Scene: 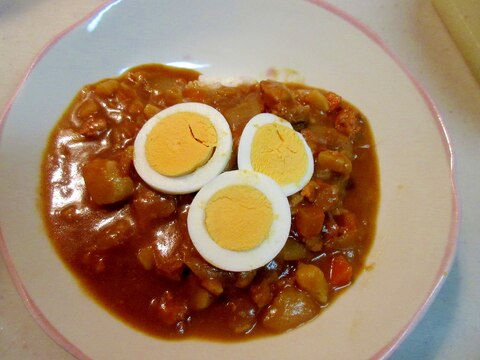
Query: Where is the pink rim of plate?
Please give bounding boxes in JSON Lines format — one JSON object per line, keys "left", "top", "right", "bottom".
{"left": 0, "top": 0, "right": 459, "bottom": 359}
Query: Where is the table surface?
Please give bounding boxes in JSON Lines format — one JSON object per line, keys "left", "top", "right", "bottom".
{"left": 1, "top": 1, "right": 479, "bottom": 359}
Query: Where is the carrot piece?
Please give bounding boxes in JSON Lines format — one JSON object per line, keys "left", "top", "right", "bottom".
{"left": 329, "top": 254, "right": 353, "bottom": 287}
{"left": 294, "top": 205, "right": 325, "bottom": 238}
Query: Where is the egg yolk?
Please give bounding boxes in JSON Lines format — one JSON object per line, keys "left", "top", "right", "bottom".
{"left": 145, "top": 112, "right": 217, "bottom": 177}
{"left": 204, "top": 185, "right": 274, "bottom": 251}
{"left": 250, "top": 123, "right": 308, "bottom": 185}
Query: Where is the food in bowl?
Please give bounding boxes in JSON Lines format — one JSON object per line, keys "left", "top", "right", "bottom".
{"left": 40, "top": 64, "right": 379, "bottom": 340}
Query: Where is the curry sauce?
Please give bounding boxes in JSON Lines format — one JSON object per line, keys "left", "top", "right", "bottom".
{"left": 41, "top": 64, "right": 379, "bottom": 340}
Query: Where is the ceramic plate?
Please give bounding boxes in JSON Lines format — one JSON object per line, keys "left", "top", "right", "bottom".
{"left": 0, "top": 0, "right": 458, "bottom": 359}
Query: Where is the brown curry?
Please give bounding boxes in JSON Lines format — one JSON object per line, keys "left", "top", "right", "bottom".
{"left": 41, "top": 64, "right": 379, "bottom": 340}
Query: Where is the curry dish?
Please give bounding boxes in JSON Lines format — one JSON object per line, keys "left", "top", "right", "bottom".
{"left": 41, "top": 64, "right": 379, "bottom": 340}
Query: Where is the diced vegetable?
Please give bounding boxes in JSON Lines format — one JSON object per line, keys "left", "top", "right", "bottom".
{"left": 189, "top": 286, "right": 215, "bottom": 311}
{"left": 304, "top": 236, "right": 323, "bottom": 252}
{"left": 137, "top": 245, "right": 155, "bottom": 270}
{"left": 235, "top": 270, "right": 257, "bottom": 288}
{"left": 200, "top": 278, "right": 224, "bottom": 296}
{"left": 143, "top": 103, "right": 161, "bottom": 118}
{"left": 279, "top": 238, "right": 310, "bottom": 261}
{"left": 295, "top": 205, "right": 325, "bottom": 238}
{"left": 77, "top": 99, "right": 99, "bottom": 118}
{"left": 95, "top": 79, "right": 119, "bottom": 96}
{"left": 261, "top": 287, "right": 319, "bottom": 332}
{"left": 295, "top": 263, "right": 329, "bottom": 304}
{"left": 317, "top": 150, "right": 352, "bottom": 175}
{"left": 307, "top": 125, "right": 352, "bottom": 155}
{"left": 83, "top": 158, "right": 134, "bottom": 205}
{"left": 329, "top": 254, "right": 353, "bottom": 287}
{"left": 289, "top": 193, "right": 304, "bottom": 209}
{"left": 303, "top": 89, "right": 330, "bottom": 112}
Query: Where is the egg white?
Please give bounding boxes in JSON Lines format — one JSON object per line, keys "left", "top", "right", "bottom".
{"left": 237, "top": 113, "right": 314, "bottom": 196}
{"left": 133, "top": 102, "right": 233, "bottom": 194}
{"left": 187, "top": 170, "right": 291, "bottom": 272}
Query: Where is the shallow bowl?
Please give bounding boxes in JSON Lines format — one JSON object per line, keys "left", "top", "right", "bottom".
{"left": 0, "top": 1, "right": 457, "bottom": 359}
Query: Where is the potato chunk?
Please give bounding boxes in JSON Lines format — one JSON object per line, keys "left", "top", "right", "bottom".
{"left": 95, "top": 79, "right": 119, "bottom": 96}
{"left": 83, "top": 158, "right": 134, "bottom": 205}
{"left": 295, "top": 263, "right": 329, "bottom": 304}
{"left": 261, "top": 287, "right": 319, "bottom": 332}
{"left": 317, "top": 150, "right": 352, "bottom": 175}
{"left": 279, "top": 238, "right": 310, "bottom": 261}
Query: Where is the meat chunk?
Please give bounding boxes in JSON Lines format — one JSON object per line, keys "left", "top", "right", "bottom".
{"left": 184, "top": 255, "right": 233, "bottom": 295}
{"left": 223, "top": 90, "right": 264, "bottom": 151}
{"left": 226, "top": 297, "right": 258, "bottom": 334}
{"left": 325, "top": 92, "right": 342, "bottom": 112}
{"left": 151, "top": 221, "right": 186, "bottom": 280}
{"left": 335, "top": 107, "right": 361, "bottom": 138}
{"left": 151, "top": 290, "right": 189, "bottom": 326}
{"left": 260, "top": 80, "right": 309, "bottom": 124}
{"left": 78, "top": 116, "right": 108, "bottom": 138}
{"left": 300, "top": 180, "right": 341, "bottom": 212}
{"left": 93, "top": 218, "right": 134, "bottom": 250}
{"left": 132, "top": 184, "right": 176, "bottom": 229}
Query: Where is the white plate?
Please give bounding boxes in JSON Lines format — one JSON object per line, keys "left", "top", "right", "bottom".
{"left": 0, "top": 0, "right": 458, "bottom": 359}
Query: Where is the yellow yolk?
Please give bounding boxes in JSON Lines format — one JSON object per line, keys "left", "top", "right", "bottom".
{"left": 250, "top": 123, "right": 308, "bottom": 185}
{"left": 204, "top": 185, "right": 274, "bottom": 251}
{"left": 145, "top": 112, "right": 217, "bottom": 177}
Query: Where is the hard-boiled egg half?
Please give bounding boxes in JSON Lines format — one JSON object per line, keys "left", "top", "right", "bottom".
{"left": 187, "top": 170, "right": 291, "bottom": 272}
{"left": 237, "top": 113, "right": 314, "bottom": 196}
{"left": 133, "top": 102, "right": 233, "bottom": 194}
